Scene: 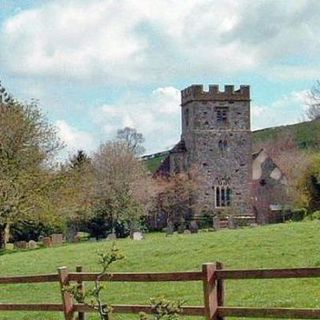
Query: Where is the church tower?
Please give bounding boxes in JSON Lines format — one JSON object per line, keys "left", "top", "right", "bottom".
{"left": 179, "top": 84, "right": 252, "bottom": 217}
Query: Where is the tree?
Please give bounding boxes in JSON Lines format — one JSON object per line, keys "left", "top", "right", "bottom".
{"left": 47, "top": 150, "right": 95, "bottom": 240}
{"left": 116, "top": 127, "right": 145, "bottom": 155}
{"left": 306, "top": 80, "right": 320, "bottom": 120}
{"left": 69, "top": 149, "right": 91, "bottom": 170}
{"left": 296, "top": 154, "right": 320, "bottom": 211}
{"left": 153, "top": 168, "right": 202, "bottom": 230}
{"left": 92, "top": 140, "right": 153, "bottom": 235}
{"left": 0, "top": 87, "right": 62, "bottom": 248}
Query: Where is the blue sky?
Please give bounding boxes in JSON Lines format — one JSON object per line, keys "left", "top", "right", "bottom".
{"left": 0, "top": 0, "right": 319, "bottom": 157}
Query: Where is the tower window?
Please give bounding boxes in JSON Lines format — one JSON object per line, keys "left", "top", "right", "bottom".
{"left": 185, "top": 108, "right": 189, "bottom": 127}
{"left": 215, "top": 186, "right": 231, "bottom": 208}
{"left": 218, "top": 139, "right": 228, "bottom": 152}
{"left": 216, "top": 107, "right": 228, "bottom": 124}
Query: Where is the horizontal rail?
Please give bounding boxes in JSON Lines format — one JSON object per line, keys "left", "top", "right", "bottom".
{"left": 74, "top": 304, "right": 205, "bottom": 316}
{"left": 2, "top": 267, "right": 320, "bottom": 284}
{"left": 0, "top": 303, "right": 64, "bottom": 311}
{"left": 69, "top": 271, "right": 203, "bottom": 282}
{"left": 218, "top": 307, "right": 320, "bottom": 319}
{"left": 0, "top": 274, "right": 59, "bottom": 284}
{"left": 217, "top": 267, "right": 320, "bottom": 279}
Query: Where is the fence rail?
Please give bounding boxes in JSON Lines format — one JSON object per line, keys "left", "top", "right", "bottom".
{"left": 0, "top": 264, "right": 320, "bottom": 319}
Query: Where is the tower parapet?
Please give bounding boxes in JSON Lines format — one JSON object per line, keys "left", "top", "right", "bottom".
{"left": 181, "top": 84, "right": 250, "bottom": 105}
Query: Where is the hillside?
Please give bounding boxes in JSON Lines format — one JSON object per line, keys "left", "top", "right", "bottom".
{"left": 0, "top": 221, "right": 320, "bottom": 319}
{"left": 145, "top": 120, "right": 320, "bottom": 173}
{"left": 253, "top": 119, "right": 320, "bottom": 149}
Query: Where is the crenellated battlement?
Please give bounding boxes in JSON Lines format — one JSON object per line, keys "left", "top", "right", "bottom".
{"left": 181, "top": 84, "right": 250, "bottom": 105}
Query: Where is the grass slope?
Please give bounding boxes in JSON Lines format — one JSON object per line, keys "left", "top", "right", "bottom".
{"left": 253, "top": 119, "right": 320, "bottom": 149}
{"left": 0, "top": 222, "right": 320, "bottom": 319}
{"left": 145, "top": 154, "right": 167, "bottom": 172}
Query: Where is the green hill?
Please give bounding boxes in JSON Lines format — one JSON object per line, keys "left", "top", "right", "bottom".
{"left": 145, "top": 120, "right": 320, "bottom": 173}
{"left": 253, "top": 119, "right": 320, "bottom": 149}
{"left": 0, "top": 222, "right": 320, "bottom": 319}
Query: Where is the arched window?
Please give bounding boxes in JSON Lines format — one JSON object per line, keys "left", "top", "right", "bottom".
{"left": 215, "top": 186, "right": 232, "bottom": 208}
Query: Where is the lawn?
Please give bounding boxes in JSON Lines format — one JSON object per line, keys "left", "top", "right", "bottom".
{"left": 0, "top": 221, "right": 320, "bottom": 319}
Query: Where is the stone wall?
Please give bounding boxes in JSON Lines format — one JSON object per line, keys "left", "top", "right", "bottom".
{"left": 170, "top": 84, "right": 253, "bottom": 217}
{"left": 252, "top": 149, "right": 289, "bottom": 224}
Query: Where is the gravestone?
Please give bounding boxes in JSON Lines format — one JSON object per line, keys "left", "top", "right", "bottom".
{"left": 189, "top": 221, "right": 199, "bottom": 233}
{"left": 14, "top": 241, "right": 27, "bottom": 249}
{"left": 51, "top": 234, "right": 64, "bottom": 246}
{"left": 183, "top": 230, "right": 191, "bottom": 235}
{"left": 28, "top": 240, "right": 38, "bottom": 249}
{"left": 106, "top": 233, "right": 116, "bottom": 241}
{"left": 213, "top": 216, "right": 220, "bottom": 231}
{"left": 228, "top": 216, "right": 236, "bottom": 229}
{"left": 74, "top": 232, "right": 82, "bottom": 242}
{"left": 5, "top": 243, "right": 14, "bottom": 250}
{"left": 165, "top": 221, "right": 174, "bottom": 236}
{"left": 132, "top": 231, "right": 144, "bottom": 240}
{"left": 42, "top": 237, "right": 52, "bottom": 247}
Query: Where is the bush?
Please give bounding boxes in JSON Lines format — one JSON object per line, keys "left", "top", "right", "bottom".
{"left": 306, "top": 210, "right": 320, "bottom": 221}
{"left": 198, "top": 213, "right": 213, "bottom": 229}
{"left": 291, "top": 208, "right": 308, "bottom": 221}
{"left": 11, "top": 221, "right": 62, "bottom": 242}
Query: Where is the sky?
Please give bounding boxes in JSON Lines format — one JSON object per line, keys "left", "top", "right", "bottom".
{"left": 0, "top": 0, "right": 319, "bottom": 158}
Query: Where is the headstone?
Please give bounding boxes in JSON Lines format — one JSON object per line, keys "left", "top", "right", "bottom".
{"left": 183, "top": 229, "right": 191, "bottom": 235}
{"left": 74, "top": 232, "right": 82, "bottom": 242}
{"left": 213, "top": 216, "right": 220, "bottom": 231}
{"left": 51, "top": 234, "right": 64, "bottom": 246}
{"left": 189, "top": 221, "right": 199, "bottom": 233}
{"left": 5, "top": 243, "right": 14, "bottom": 250}
{"left": 177, "top": 217, "right": 186, "bottom": 234}
{"left": 228, "top": 216, "right": 236, "bottom": 229}
{"left": 28, "top": 240, "right": 38, "bottom": 249}
{"left": 132, "top": 231, "right": 144, "bottom": 240}
{"left": 42, "top": 237, "right": 52, "bottom": 247}
{"left": 14, "top": 241, "right": 28, "bottom": 249}
{"left": 66, "top": 224, "right": 78, "bottom": 242}
{"left": 165, "top": 221, "right": 174, "bottom": 236}
{"left": 106, "top": 233, "right": 117, "bottom": 241}
{"left": 89, "top": 237, "right": 96, "bottom": 242}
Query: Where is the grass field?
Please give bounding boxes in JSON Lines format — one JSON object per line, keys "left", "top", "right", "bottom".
{"left": 0, "top": 221, "right": 320, "bottom": 319}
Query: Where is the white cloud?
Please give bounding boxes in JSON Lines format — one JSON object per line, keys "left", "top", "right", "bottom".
{"left": 56, "top": 120, "right": 96, "bottom": 156}
{"left": 92, "top": 86, "right": 181, "bottom": 154}
{"left": 252, "top": 90, "right": 309, "bottom": 130}
{"left": 1, "top": 0, "right": 320, "bottom": 82}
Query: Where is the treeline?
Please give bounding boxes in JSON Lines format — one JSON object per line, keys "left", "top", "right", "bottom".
{"left": 0, "top": 85, "right": 199, "bottom": 248}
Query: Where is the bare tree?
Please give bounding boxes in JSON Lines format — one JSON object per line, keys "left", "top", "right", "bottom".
{"left": 92, "top": 140, "right": 153, "bottom": 234}
{"left": 306, "top": 80, "right": 320, "bottom": 120}
{"left": 153, "top": 167, "right": 203, "bottom": 229}
{"left": 116, "top": 127, "right": 145, "bottom": 155}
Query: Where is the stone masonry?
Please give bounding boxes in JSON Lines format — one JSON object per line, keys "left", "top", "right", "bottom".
{"left": 170, "top": 84, "right": 253, "bottom": 217}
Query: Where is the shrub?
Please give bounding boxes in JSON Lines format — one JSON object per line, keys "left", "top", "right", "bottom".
{"left": 11, "top": 221, "right": 62, "bottom": 242}
{"left": 291, "top": 208, "right": 308, "bottom": 221}
{"left": 306, "top": 210, "right": 320, "bottom": 221}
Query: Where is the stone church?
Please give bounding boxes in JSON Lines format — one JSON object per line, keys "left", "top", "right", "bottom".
{"left": 155, "top": 84, "right": 288, "bottom": 224}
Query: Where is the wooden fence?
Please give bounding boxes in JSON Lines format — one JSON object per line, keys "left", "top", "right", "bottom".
{"left": 1, "top": 263, "right": 320, "bottom": 319}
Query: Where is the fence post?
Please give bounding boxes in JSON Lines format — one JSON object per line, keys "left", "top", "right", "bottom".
{"left": 216, "top": 262, "right": 224, "bottom": 320}
{"left": 76, "top": 265, "right": 85, "bottom": 320}
{"left": 58, "top": 266, "right": 74, "bottom": 320}
{"left": 202, "top": 262, "right": 224, "bottom": 320}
